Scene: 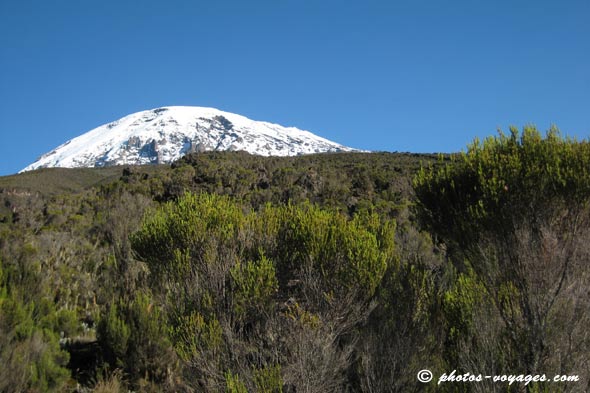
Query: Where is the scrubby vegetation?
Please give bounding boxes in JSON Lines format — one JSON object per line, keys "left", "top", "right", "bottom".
{"left": 0, "top": 131, "right": 588, "bottom": 392}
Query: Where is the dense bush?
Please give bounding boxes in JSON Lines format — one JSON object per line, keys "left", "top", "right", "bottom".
{"left": 131, "top": 192, "right": 396, "bottom": 391}
{"left": 0, "top": 259, "right": 71, "bottom": 392}
{"left": 415, "top": 127, "right": 590, "bottom": 390}
{"left": 0, "top": 144, "right": 588, "bottom": 392}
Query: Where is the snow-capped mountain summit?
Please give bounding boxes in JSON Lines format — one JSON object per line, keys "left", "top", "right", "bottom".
{"left": 21, "top": 106, "right": 358, "bottom": 172}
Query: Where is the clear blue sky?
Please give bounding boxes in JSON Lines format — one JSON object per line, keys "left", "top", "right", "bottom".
{"left": 1, "top": 0, "right": 589, "bottom": 175}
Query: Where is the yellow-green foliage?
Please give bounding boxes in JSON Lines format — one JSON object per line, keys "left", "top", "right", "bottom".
{"left": 169, "top": 311, "right": 222, "bottom": 361}
{"left": 130, "top": 192, "right": 397, "bottom": 389}
{"left": 254, "top": 364, "right": 282, "bottom": 393}
{"left": 133, "top": 192, "right": 395, "bottom": 301}
{"left": 283, "top": 302, "right": 321, "bottom": 329}
{"left": 414, "top": 126, "right": 590, "bottom": 248}
{"left": 131, "top": 193, "right": 245, "bottom": 282}
{"left": 275, "top": 203, "right": 393, "bottom": 297}
{"left": 231, "top": 254, "right": 278, "bottom": 319}
{"left": 443, "top": 270, "right": 486, "bottom": 341}
{"left": 225, "top": 371, "right": 248, "bottom": 393}
{"left": 414, "top": 127, "right": 590, "bottom": 382}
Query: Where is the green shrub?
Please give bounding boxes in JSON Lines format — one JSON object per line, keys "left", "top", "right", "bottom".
{"left": 0, "top": 294, "right": 71, "bottom": 391}
{"left": 97, "top": 303, "right": 130, "bottom": 368}
{"left": 97, "top": 293, "right": 173, "bottom": 386}
{"left": 225, "top": 371, "right": 248, "bottom": 393}
{"left": 414, "top": 127, "right": 590, "bottom": 378}
{"left": 169, "top": 311, "right": 222, "bottom": 361}
{"left": 254, "top": 364, "right": 282, "bottom": 393}
{"left": 231, "top": 254, "right": 278, "bottom": 320}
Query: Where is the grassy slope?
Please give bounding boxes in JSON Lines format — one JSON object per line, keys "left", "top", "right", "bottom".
{"left": 0, "top": 165, "right": 168, "bottom": 195}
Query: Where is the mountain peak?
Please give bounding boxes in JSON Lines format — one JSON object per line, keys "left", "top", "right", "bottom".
{"left": 21, "top": 106, "right": 359, "bottom": 172}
